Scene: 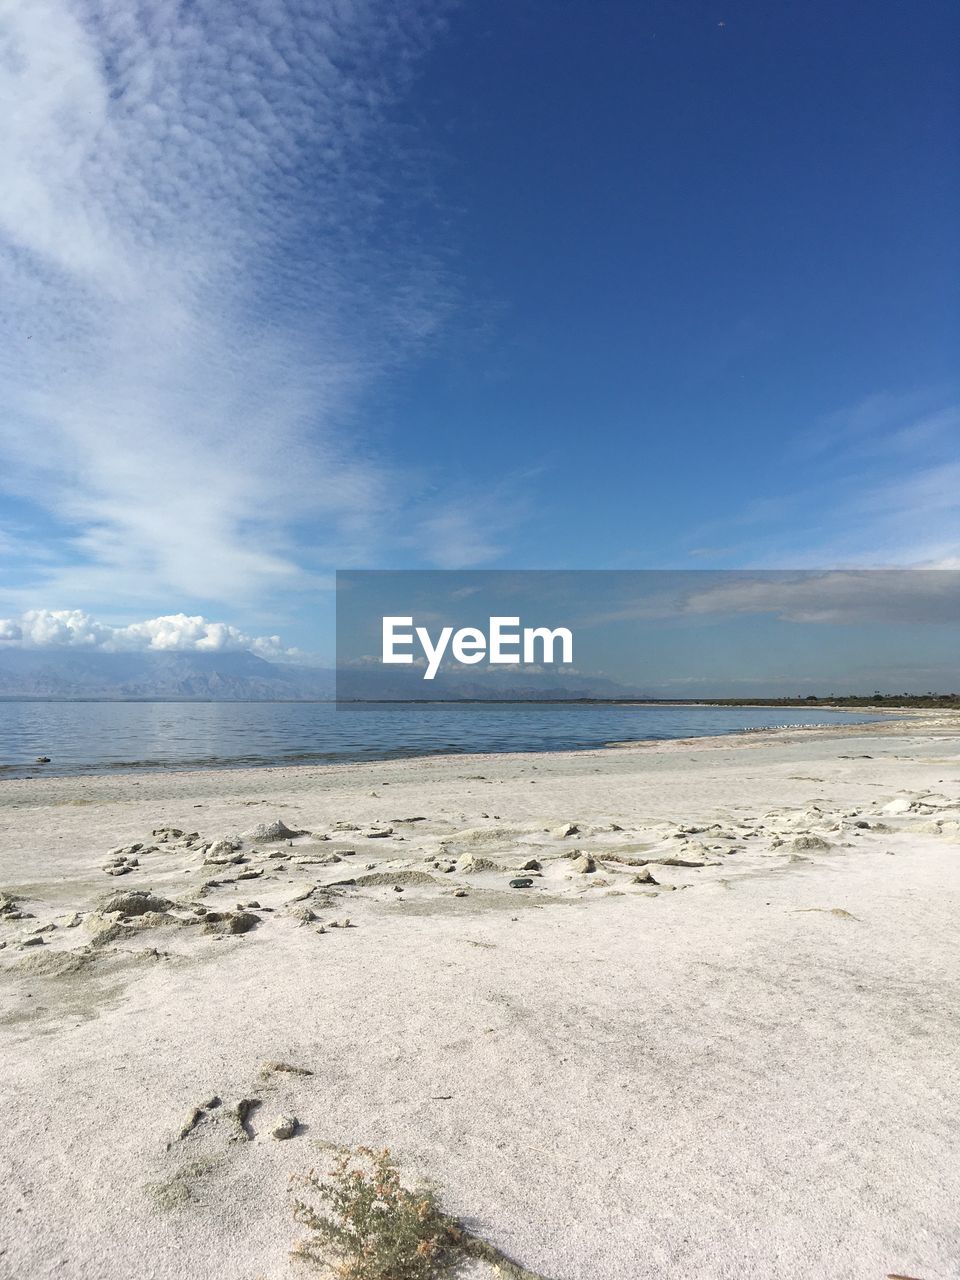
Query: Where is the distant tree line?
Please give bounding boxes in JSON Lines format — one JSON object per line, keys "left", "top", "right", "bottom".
{"left": 696, "top": 693, "right": 960, "bottom": 709}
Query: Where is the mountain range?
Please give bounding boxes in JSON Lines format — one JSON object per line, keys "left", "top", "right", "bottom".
{"left": 0, "top": 649, "right": 642, "bottom": 701}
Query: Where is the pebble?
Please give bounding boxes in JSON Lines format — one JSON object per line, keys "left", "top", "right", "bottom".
{"left": 271, "top": 1114, "right": 298, "bottom": 1140}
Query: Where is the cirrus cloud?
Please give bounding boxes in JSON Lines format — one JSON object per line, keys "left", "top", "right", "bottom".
{"left": 0, "top": 0, "right": 505, "bottom": 617}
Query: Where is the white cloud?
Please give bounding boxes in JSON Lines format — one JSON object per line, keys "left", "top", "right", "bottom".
{"left": 0, "top": 0, "right": 502, "bottom": 610}
{"left": 678, "top": 570, "right": 960, "bottom": 625}
{"left": 679, "top": 392, "right": 960, "bottom": 570}
{"left": 570, "top": 569, "right": 960, "bottom": 630}
{"left": 0, "top": 608, "right": 300, "bottom": 659}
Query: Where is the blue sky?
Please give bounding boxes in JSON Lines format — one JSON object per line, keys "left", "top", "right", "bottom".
{"left": 336, "top": 570, "right": 960, "bottom": 695}
{"left": 0, "top": 0, "right": 957, "bottom": 662}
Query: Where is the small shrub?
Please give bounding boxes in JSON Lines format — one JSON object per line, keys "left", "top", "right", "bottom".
{"left": 291, "top": 1146, "right": 455, "bottom": 1280}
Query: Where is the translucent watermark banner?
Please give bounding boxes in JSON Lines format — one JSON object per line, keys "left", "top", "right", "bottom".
{"left": 335, "top": 569, "right": 960, "bottom": 703}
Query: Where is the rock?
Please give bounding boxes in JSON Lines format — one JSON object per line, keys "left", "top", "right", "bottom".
{"left": 152, "top": 827, "right": 184, "bottom": 840}
{"left": 881, "top": 798, "right": 913, "bottom": 815}
{"left": 631, "top": 868, "right": 659, "bottom": 884}
{"left": 793, "top": 835, "right": 831, "bottom": 851}
{"left": 35, "top": 756, "right": 51, "bottom": 764}
{"left": 509, "top": 877, "right": 534, "bottom": 889}
{"left": 204, "top": 839, "right": 244, "bottom": 865}
{"left": 201, "top": 909, "right": 259, "bottom": 935}
{"left": 292, "top": 852, "right": 341, "bottom": 866}
{"left": 569, "top": 853, "right": 596, "bottom": 874}
{"left": 554, "top": 823, "right": 579, "bottom": 838}
{"left": 104, "top": 864, "right": 133, "bottom": 876}
{"left": 518, "top": 858, "right": 542, "bottom": 871}
{"left": 289, "top": 906, "right": 317, "bottom": 925}
{"left": 364, "top": 828, "right": 394, "bottom": 839}
{"left": 226, "top": 911, "right": 260, "bottom": 934}
{"left": 242, "top": 820, "right": 305, "bottom": 842}
{"left": 271, "top": 1114, "right": 298, "bottom": 1140}
{"left": 99, "top": 890, "right": 174, "bottom": 917}
{"left": 19, "top": 935, "right": 44, "bottom": 948}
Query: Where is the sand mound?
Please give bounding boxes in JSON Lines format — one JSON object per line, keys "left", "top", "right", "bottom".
{"left": 352, "top": 870, "right": 440, "bottom": 888}
{"left": 241, "top": 819, "right": 305, "bottom": 841}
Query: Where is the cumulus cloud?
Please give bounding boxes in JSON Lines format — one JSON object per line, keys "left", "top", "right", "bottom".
{"left": 0, "top": 0, "right": 503, "bottom": 612}
{"left": 0, "top": 609, "right": 300, "bottom": 660}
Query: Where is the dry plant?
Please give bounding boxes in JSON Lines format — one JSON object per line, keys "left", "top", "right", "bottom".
{"left": 291, "top": 1146, "right": 455, "bottom": 1280}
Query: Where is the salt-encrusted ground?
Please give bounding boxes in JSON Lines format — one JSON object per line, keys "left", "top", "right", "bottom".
{"left": 1, "top": 714, "right": 958, "bottom": 1279}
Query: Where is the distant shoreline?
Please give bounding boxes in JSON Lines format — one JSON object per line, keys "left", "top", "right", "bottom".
{"left": 0, "top": 695, "right": 956, "bottom": 708}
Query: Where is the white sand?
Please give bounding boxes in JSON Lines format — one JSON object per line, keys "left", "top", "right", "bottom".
{"left": 1, "top": 713, "right": 959, "bottom": 1279}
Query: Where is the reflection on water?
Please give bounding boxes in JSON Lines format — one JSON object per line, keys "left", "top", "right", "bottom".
{"left": 0, "top": 700, "right": 884, "bottom": 779}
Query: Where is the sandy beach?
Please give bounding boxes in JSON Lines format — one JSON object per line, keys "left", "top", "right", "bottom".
{"left": 1, "top": 713, "right": 959, "bottom": 1280}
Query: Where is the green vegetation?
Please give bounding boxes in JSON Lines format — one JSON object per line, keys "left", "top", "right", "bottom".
{"left": 692, "top": 693, "right": 960, "bottom": 709}
{"left": 291, "top": 1147, "right": 551, "bottom": 1280}
{"left": 292, "top": 1147, "right": 454, "bottom": 1280}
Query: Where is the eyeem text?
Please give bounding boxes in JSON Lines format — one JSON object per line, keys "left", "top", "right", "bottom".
{"left": 382, "top": 616, "right": 574, "bottom": 680}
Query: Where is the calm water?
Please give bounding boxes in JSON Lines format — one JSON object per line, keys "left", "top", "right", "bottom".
{"left": 0, "top": 701, "right": 884, "bottom": 779}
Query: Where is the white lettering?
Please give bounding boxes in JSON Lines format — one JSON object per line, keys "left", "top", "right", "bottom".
{"left": 381, "top": 617, "right": 573, "bottom": 679}
{"left": 452, "top": 626, "right": 486, "bottom": 665}
{"left": 489, "top": 616, "right": 521, "bottom": 664}
{"left": 523, "top": 626, "right": 573, "bottom": 664}
{"left": 382, "top": 617, "right": 414, "bottom": 664}
{"left": 417, "top": 625, "right": 453, "bottom": 680}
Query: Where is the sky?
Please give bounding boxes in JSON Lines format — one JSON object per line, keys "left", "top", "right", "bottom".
{"left": 0, "top": 0, "right": 957, "bottom": 663}
{"left": 335, "top": 570, "right": 960, "bottom": 696}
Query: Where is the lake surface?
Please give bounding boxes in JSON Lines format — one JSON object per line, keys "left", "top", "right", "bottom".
{"left": 0, "top": 701, "right": 886, "bottom": 779}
